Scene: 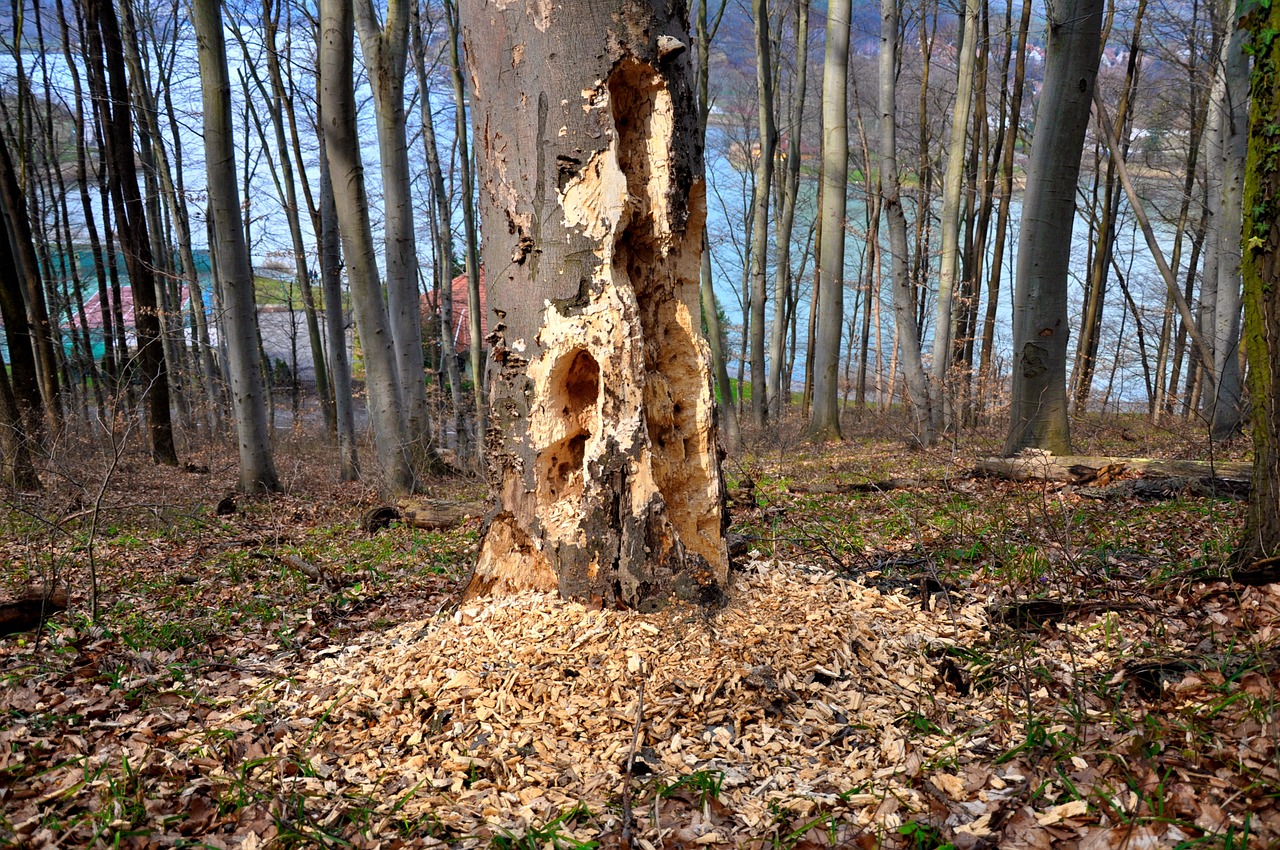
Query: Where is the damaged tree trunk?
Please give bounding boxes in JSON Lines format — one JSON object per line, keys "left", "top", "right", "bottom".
{"left": 461, "top": 0, "right": 728, "bottom": 608}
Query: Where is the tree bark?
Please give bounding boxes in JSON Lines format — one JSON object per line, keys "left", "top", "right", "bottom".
{"left": 806, "top": 0, "right": 848, "bottom": 441}
{"left": 1003, "top": 0, "right": 1103, "bottom": 455}
{"left": 461, "top": 0, "right": 728, "bottom": 606}
{"left": 930, "top": 0, "right": 979, "bottom": 429}
{"left": 879, "top": 0, "right": 935, "bottom": 444}
{"left": 319, "top": 0, "right": 415, "bottom": 494}
{"left": 747, "top": 0, "right": 777, "bottom": 426}
{"left": 193, "top": 0, "right": 280, "bottom": 494}
{"left": 355, "top": 0, "right": 430, "bottom": 443}
{"left": 1236, "top": 0, "right": 1280, "bottom": 564}
{"left": 82, "top": 0, "right": 178, "bottom": 466}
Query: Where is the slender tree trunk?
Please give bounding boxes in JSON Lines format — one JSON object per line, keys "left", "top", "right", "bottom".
{"left": 356, "top": 0, "right": 430, "bottom": 445}
{"left": 319, "top": 0, "right": 415, "bottom": 494}
{"left": 879, "top": 0, "right": 935, "bottom": 444}
{"left": 259, "top": 0, "right": 332, "bottom": 437}
{"left": 768, "top": 0, "right": 808, "bottom": 419}
{"left": 443, "top": 0, "right": 485, "bottom": 457}
{"left": 461, "top": 0, "right": 727, "bottom": 605}
{"left": 747, "top": 0, "right": 777, "bottom": 426}
{"left": 193, "top": 0, "right": 280, "bottom": 493}
{"left": 82, "top": 0, "right": 178, "bottom": 466}
{"left": 0, "top": 345, "right": 39, "bottom": 489}
{"left": 0, "top": 153, "right": 46, "bottom": 434}
{"left": 930, "top": 0, "right": 979, "bottom": 429}
{"left": 1207, "top": 1, "right": 1248, "bottom": 440}
{"left": 1003, "top": 0, "right": 1104, "bottom": 455}
{"left": 695, "top": 0, "right": 741, "bottom": 450}
{"left": 1236, "top": 0, "right": 1280, "bottom": 563}
{"left": 410, "top": 2, "right": 466, "bottom": 455}
{"left": 1073, "top": 0, "right": 1145, "bottom": 414}
{"left": 0, "top": 125, "right": 60, "bottom": 436}
{"left": 806, "top": 0, "right": 849, "bottom": 441}
{"left": 317, "top": 125, "right": 360, "bottom": 482}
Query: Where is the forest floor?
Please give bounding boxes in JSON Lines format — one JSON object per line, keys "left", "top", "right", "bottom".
{"left": 1, "top": 411, "right": 1276, "bottom": 849}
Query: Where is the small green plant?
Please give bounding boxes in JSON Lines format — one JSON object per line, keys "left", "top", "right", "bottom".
{"left": 488, "top": 804, "right": 598, "bottom": 849}
{"left": 898, "top": 819, "right": 956, "bottom": 850}
{"left": 656, "top": 768, "right": 724, "bottom": 809}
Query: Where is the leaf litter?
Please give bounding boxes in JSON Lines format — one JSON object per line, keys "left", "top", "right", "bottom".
{"left": 2, "top": 424, "right": 1278, "bottom": 848}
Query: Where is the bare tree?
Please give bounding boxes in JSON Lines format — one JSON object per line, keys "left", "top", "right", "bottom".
{"left": 930, "top": 0, "right": 979, "bottom": 429}
{"left": 193, "top": 0, "right": 280, "bottom": 493}
{"left": 355, "top": 0, "right": 431, "bottom": 442}
{"left": 747, "top": 0, "right": 777, "bottom": 426}
{"left": 81, "top": 0, "right": 178, "bottom": 466}
{"left": 319, "top": 0, "right": 416, "bottom": 493}
{"left": 879, "top": 0, "right": 935, "bottom": 444}
{"left": 806, "top": 0, "right": 848, "bottom": 441}
{"left": 1004, "top": 0, "right": 1104, "bottom": 455}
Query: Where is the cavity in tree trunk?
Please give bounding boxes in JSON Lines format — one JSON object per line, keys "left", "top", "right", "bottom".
{"left": 194, "top": 0, "right": 280, "bottom": 493}
{"left": 1003, "top": 0, "right": 1103, "bottom": 455}
{"left": 461, "top": 0, "right": 728, "bottom": 606}
{"left": 806, "top": 0, "right": 849, "bottom": 441}
{"left": 1236, "top": 0, "right": 1280, "bottom": 564}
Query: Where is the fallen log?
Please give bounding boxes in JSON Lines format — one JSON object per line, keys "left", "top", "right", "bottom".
{"left": 788, "top": 477, "right": 929, "bottom": 495}
{"left": 395, "top": 499, "right": 486, "bottom": 531}
{"left": 974, "top": 453, "right": 1250, "bottom": 486}
{"left": 0, "top": 587, "right": 68, "bottom": 637}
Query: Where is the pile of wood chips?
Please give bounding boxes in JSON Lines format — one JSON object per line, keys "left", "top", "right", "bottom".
{"left": 259, "top": 562, "right": 1005, "bottom": 846}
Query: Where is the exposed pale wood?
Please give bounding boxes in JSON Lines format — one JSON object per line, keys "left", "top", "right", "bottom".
{"left": 395, "top": 499, "right": 485, "bottom": 531}
{"left": 975, "top": 454, "right": 1250, "bottom": 483}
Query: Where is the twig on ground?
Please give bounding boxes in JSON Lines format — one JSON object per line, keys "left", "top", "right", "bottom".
{"left": 620, "top": 661, "right": 646, "bottom": 850}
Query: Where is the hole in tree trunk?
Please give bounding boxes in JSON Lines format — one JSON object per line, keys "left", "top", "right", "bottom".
{"left": 607, "top": 59, "right": 718, "bottom": 568}
{"left": 539, "top": 348, "right": 600, "bottom": 502}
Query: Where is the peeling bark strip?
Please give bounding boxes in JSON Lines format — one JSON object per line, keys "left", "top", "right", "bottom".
{"left": 462, "top": 0, "right": 727, "bottom": 607}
